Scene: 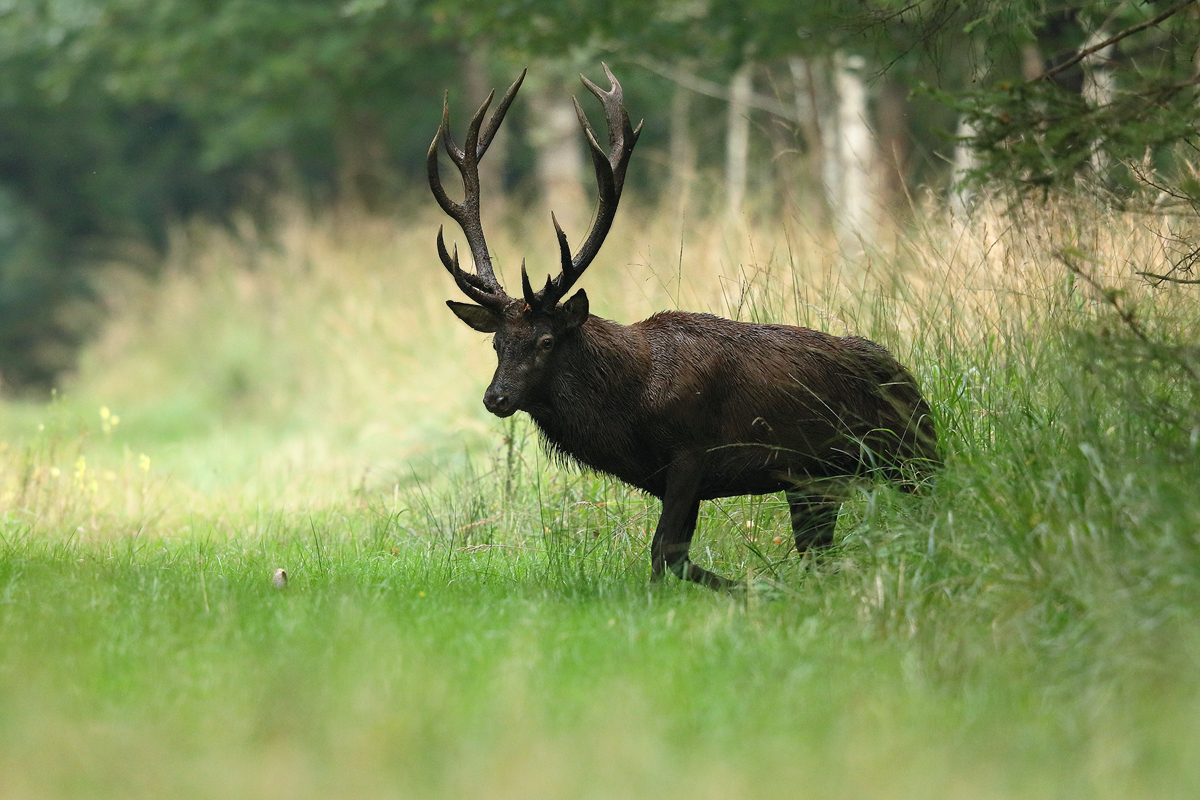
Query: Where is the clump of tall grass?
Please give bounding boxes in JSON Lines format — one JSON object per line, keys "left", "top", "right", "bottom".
{"left": 827, "top": 195, "right": 1200, "bottom": 684}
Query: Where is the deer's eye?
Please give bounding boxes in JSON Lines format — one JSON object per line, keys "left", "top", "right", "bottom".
{"left": 538, "top": 335, "right": 554, "bottom": 352}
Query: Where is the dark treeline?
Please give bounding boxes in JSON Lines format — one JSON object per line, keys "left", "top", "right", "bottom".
{"left": 1, "top": 1, "right": 1196, "bottom": 392}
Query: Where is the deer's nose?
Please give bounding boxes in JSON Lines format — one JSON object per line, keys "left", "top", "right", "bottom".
{"left": 483, "top": 389, "right": 516, "bottom": 418}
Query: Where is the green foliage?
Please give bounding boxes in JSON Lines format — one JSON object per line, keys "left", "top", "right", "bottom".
{"left": 950, "top": 73, "right": 1198, "bottom": 196}
{"left": 917, "top": 1, "right": 1200, "bottom": 194}
{"left": 0, "top": 2, "right": 247, "bottom": 390}
{"left": 0, "top": 0, "right": 462, "bottom": 392}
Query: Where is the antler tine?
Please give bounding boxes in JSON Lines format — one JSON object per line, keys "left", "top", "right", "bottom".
{"left": 579, "top": 63, "right": 641, "bottom": 194}
{"left": 428, "top": 70, "right": 527, "bottom": 306}
{"left": 519, "top": 212, "right": 573, "bottom": 307}
{"left": 436, "top": 226, "right": 508, "bottom": 310}
{"left": 520, "top": 259, "right": 537, "bottom": 307}
{"left": 427, "top": 93, "right": 498, "bottom": 293}
{"left": 479, "top": 69, "right": 525, "bottom": 157}
{"left": 528, "top": 63, "right": 642, "bottom": 312}
{"left": 426, "top": 97, "right": 458, "bottom": 213}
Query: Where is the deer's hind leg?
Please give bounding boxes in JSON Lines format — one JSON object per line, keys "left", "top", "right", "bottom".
{"left": 786, "top": 491, "right": 840, "bottom": 555}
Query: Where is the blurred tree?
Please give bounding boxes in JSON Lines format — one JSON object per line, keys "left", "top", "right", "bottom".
{"left": 429, "top": 0, "right": 895, "bottom": 235}
{"left": 0, "top": 1, "right": 236, "bottom": 390}
{"left": 1, "top": 0, "right": 936, "bottom": 390}
{"left": 0, "top": 0, "right": 460, "bottom": 392}
{"left": 907, "top": 1, "right": 1199, "bottom": 199}
{"left": 895, "top": 0, "right": 1199, "bottom": 283}
{"left": 90, "top": 0, "right": 465, "bottom": 205}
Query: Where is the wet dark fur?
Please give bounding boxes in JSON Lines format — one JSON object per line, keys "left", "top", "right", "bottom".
{"left": 521, "top": 311, "right": 938, "bottom": 499}
{"left": 469, "top": 305, "right": 940, "bottom": 590}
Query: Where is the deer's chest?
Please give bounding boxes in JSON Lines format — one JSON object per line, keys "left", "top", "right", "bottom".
{"left": 527, "top": 403, "right": 670, "bottom": 497}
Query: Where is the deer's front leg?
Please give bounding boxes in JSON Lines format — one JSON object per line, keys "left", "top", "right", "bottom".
{"left": 651, "top": 459, "right": 739, "bottom": 591}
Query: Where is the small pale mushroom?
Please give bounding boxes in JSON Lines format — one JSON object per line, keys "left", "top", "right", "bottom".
{"left": 271, "top": 568, "right": 288, "bottom": 590}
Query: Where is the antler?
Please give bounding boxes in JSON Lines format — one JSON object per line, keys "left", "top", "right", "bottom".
{"left": 522, "top": 63, "right": 643, "bottom": 311}
{"left": 428, "top": 69, "right": 526, "bottom": 310}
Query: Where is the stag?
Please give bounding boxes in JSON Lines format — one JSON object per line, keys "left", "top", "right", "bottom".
{"left": 428, "top": 65, "right": 939, "bottom": 590}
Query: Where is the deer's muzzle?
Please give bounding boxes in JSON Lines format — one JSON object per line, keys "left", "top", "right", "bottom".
{"left": 483, "top": 386, "right": 518, "bottom": 417}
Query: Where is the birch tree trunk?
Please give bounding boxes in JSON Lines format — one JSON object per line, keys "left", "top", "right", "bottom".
{"left": 786, "top": 57, "right": 828, "bottom": 224}
{"left": 462, "top": 48, "right": 508, "bottom": 225}
{"left": 792, "top": 54, "right": 878, "bottom": 247}
{"left": 949, "top": 113, "right": 980, "bottom": 219}
{"left": 1081, "top": 27, "right": 1116, "bottom": 179}
{"left": 950, "top": 46, "right": 1001, "bottom": 219}
{"left": 813, "top": 60, "right": 842, "bottom": 228}
{"left": 832, "top": 53, "right": 874, "bottom": 249}
{"left": 667, "top": 80, "right": 697, "bottom": 240}
{"left": 725, "top": 63, "right": 753, "bottom": 221}
{"left": 788, "top": 57, "right": 820, "bottom": 153}
{"left": 527, "top": 70, "right": 587, "bottom": 235}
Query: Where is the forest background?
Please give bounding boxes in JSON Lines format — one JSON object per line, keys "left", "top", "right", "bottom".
{"left": 1, "top": 0, "right": 1194, "bottom": 390}
{"left": 1, "top": 2, "right": 1199, "bottom": 799}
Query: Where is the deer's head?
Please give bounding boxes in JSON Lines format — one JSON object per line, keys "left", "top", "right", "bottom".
{"left": 428, "top": 65, "right": 641, "bottom": 417}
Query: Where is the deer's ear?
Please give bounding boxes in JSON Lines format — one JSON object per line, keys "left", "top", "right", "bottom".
{"left": 560, "top": 289, "right": 589, "bottom": 329}
{"left": 447, "top": 301, "right": 501, "bottom": 333}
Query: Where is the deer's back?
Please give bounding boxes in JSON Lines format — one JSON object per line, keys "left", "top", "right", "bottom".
{"left": 561, "top": 311, "right": 938, "bottom": 498}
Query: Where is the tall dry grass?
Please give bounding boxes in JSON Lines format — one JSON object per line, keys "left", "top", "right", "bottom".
{"left": 3, "top": 192, "right": 1195, "bottom": 525}
{"left": 56, "top": 201, "right": 862, "bottom": 496}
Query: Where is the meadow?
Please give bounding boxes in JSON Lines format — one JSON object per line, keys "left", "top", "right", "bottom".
{"left": 1, "top": 196, "right": 1198, "bottom": 799}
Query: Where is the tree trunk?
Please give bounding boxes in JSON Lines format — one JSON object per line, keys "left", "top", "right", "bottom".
{"left": 785, "top": 58, "right": 828, "bottom": 225}
{"left": 1081, "top": 27, "right": 1116, "bottom": 179}
{"left": 949, "top": 113, "right": 979, "bottom": 219}
{"left": 667, "top": 80, "right": 697, "bottom": 239}
{"left": 801, "top": 54, "right": 879, "bottom": 248}
{"left": 1022, "top": 42, "right": 1045, "bottom": 80}
{"left": 829, "top": 53, "right": 876, "bottom": 250}
{"left": 725, "top": 62, "right": 753, "bottom": 221}
{"left": 788, "top": 57, "right": 821, "bottom": 157}
{"left": 950, "top": 46, "right": 994, "bottom": 219}
{"left": 462, "top": 47, "right": 508, "bottom": 225}
{"left": 812, "top": 59, "right": 841, "bottom": 228}
{"left": 527, "top": 69, "right": 587, "bottom": 236}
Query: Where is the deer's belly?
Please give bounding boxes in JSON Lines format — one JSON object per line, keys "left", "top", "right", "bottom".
{"left": 696, "top": 459, "right": 847, "bottom": 499}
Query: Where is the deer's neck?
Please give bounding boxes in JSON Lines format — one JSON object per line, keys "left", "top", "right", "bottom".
{"left": 525, "top": 316, "right": 652, "bottom": 482}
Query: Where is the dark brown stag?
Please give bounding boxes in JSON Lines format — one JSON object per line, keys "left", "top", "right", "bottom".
{"left": 428, "top": 65, "right": 939, "bottom": 590}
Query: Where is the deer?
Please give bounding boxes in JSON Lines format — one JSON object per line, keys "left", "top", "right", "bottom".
{"left": 427, "top": 65, "right": 940, "bottom": 591}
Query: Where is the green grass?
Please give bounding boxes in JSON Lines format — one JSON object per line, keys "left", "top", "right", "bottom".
{"left": 2, "top": 199, "right": 1199, "bottom": 798}
{"left": 2, "top": 512, "right": 1198, "bottom": 799}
